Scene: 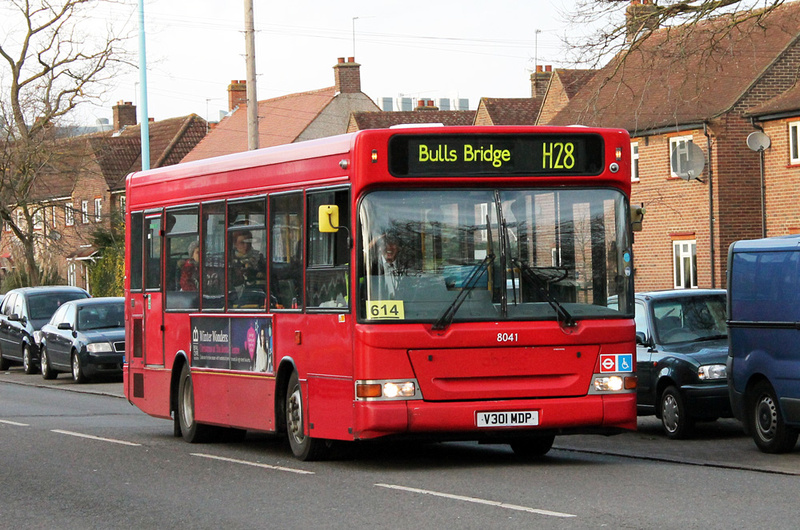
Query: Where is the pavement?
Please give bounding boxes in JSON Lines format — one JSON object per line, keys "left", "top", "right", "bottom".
{"left": 2, "top": 366, "right": 799, "bottom": 475}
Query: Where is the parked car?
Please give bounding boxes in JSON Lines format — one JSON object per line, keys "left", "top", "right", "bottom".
{"left": 38, "top": 297, "right": 125, "bottom": 383}
{"left": 728, "top": 236, "right": 800, "bottom": 453}
{"left": 0, "top": 286, "right": 89, "bottom": 373}
{"left": 610, "top": 289, "right": 731, "bottom": 438}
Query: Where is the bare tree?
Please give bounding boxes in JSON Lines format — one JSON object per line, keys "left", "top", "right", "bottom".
{"left": 0, "top": 0, "right": 132, "bottom": 286}
{"left": 562, "top": 0, "right": 787, "bottom": 67}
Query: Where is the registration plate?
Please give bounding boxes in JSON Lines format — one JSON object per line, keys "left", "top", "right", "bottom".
{"left": 476, "top": 410, "right": 539, "bottom": 428}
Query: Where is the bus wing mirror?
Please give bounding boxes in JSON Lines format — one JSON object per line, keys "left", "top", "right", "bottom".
{"left": 631, "top": 203, "right": 645, "bottom": 232}
{"left": 319, "top": 205, "right": 339, "bottom": 233}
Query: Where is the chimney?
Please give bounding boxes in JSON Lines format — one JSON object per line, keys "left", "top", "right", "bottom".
{"left": 415, "top": 99, "right": 438, "bottom": 111}
{"left": 112, "top": 100, "right": 137, "bottom": 130}
{"left": 626, "top": 0, "right": 658, "bottom": 42}
{"left": 334, "top": 57, "right": 361, "bottom": 94}
{"left": 530, "top": 65, "right": 552, "bottom": 99}
{"left": 228, "top": 80, "right": 247, "bottom": 111}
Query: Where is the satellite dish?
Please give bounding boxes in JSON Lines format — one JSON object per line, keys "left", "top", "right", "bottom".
{"left": 670, "top": 142, "right": 705, "bottom": 180}
{"left": 746, "top": 131, "right": 771, "bottom": 152}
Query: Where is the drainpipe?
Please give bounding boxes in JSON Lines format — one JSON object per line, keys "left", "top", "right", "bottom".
{"left": 750, "top": 117, "right": 767, "bottom": 238}
{"left": 703, "top": 123, "right": 715, "bottom": 289}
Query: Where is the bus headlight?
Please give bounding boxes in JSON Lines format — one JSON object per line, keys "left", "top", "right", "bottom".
{"left": 698, "top": 364, "right": 726, "bottom": 380}
{"left": 592, "top": 375, "right": 637, "bottom": 392}
{"left": 356, "top": 379, "right": 420, "bottom": 400}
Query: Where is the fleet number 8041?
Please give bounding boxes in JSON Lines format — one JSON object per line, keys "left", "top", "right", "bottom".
{"left": 497, "top": 333, "right": 518, "bottom": 342}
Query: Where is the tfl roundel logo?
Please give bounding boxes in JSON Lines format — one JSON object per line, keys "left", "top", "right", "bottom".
{"left": 600, "top": 354, "right": 633, "bottom": 373}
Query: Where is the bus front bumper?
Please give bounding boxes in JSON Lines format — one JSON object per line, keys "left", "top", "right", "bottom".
{"left": 353, "top": 394, "right": 636, "bottom": 440}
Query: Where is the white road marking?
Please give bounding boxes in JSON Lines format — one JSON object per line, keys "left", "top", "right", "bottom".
{"left": 191, "top": 453, "right": 315, "bottom": 475}
{"left": 0, "top": 419, "right": 29, "bottom": 426}
{"left": 51, "top": 429, "right": 142, "bottom": 446}
{"left": 374, "top": 483, "right": 576, "bottom": 518}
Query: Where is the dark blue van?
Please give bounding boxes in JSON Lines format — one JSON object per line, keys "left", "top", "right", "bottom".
{"left": 727, "top": 236, "right": 800, "bottom": 453}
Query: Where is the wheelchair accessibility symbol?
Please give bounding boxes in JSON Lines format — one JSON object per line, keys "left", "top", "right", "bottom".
{"left": 600, "top": 354, "right": 633, "bottom": 373}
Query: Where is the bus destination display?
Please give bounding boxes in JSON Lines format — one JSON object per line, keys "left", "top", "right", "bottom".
{"left": 388, "top": 134, "right": 604, "bottom": 177}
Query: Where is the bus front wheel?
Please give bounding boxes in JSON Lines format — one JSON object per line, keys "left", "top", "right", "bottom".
{"left": 178, "top": 364, "right": 213, "bottom": 443}
{"left": 285, "top": 371, "right": 329, "bottom": 461}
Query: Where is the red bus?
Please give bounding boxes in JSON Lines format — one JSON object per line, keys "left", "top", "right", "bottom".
{"left": 124, "top": 126, "right": 637, "bottom": 460}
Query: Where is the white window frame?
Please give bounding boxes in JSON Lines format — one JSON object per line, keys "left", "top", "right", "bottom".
{"left": 65, "top": 203, "right": 74, "bottom": 226}
{"left": 33, "top": 209, "right": 43, "bottom": 231}
{"left": 94, "top": 198, "right": 102, "bottom": 222}
{"left": 81, "top": 200, "right": 89, "bottom": 224}
{"left": 52, "top": 205, "right": 58, "bottom": 228}
{"left": 67, "top": 262, "right": 76, "bottom": 286}
{"left": 790, "top": 121, "right": 800, "bottom": 165}
{"left": 673, "top": 239, "right": 698, "bottom": 289}
{"left": 631, "top": 142, "right": 640, "bottom": 182}
{"left": 669, "top": 135, "right": 694, "bottom": 179}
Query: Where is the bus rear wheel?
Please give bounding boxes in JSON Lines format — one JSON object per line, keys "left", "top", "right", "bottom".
{"left": 285, "top": 371, "right": 329, "bottom": 461}
{"left": 178, "top": 363, "right": 213, "bottom": 443}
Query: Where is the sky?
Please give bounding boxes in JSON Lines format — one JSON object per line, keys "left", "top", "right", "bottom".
{"left": 82, "top": 0, "right": 582, "bottom": 126}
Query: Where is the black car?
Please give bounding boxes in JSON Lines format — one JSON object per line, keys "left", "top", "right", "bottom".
{"left": 618, "top": 289, "right": 731, "bottom": 438}
{"left": 38, "top": 297, "right": 125, "bottom": 383}
{"left": 0, "top": 286, "right": 89, "bottom": 373}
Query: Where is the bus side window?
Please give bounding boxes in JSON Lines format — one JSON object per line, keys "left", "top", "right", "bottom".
{"left": 130, "top": 212, "right": 144, "bottom": 291}
{"left": 165, "top": 207, "right": 199, "bottom": 310}
{"left": 228, "top": 199, "right": 267, "bottom": 310}
{"left": 202, "top": 202, "right": 225, "bottom": 310}
{"left": 144, "top": 214, "right": 162, "bottom": 290}
{"left": 270, "top": 193, "right": 303, "bottom": 310}
{"left": 306, "top": 189, "right": 350, "bottom": 309}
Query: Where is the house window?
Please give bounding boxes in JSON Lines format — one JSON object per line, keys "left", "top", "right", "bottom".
{"left": 789, "top": 121, "right": 800, "bottom": 165}
{"left": 119, "top": 196, "right": 126, "bottom": 215}
{"left": 94, "top": 198, "right": 102, "bottom": 222}
{"left": 673, "top": 240, "right": 697, "bottom": 289}
{"left": 33, "top": 209, "right": 43, "bottom": 230}
{"left": 52, "top": 206, "right": 58, "bottom": 228}
{"left": 81, "top": 200, "right": 89, "bottom": 224}
{"left": 669, "top": 135, "right": 695, "bottom": 178}
{"left": 65, "top": 203, "right": 74, "bottom": 226}
{"left": 631, "top": 142, "right": 639, "bottom": 182}
{"left": 68, "top": 262, "right": 76, "bottom": 286}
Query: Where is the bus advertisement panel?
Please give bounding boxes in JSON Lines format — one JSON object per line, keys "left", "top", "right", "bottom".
{"left": 124, "top": 126, "right": 637, "bottom": 460}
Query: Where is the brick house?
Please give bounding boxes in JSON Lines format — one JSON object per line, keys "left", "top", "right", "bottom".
{"left": 183, "top": 57, "right": 379, "bottom": 162}
{"left": 546, "top": 0, "right": 800, "bottom": 291}
{"left": 1, "top": 103, "right": 206, "bottom": 290}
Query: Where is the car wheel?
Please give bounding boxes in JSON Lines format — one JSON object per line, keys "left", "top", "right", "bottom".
{"left": 510, "top": 435, "right": 556, "bottom": 459}
{"left": 285, "top": 371, "right": 329, "bottom": 461}
{"left": 660, "top": 386, "right": 694, "bottom": 439}
{"left": 748, "top": 381, "right": 799, "bottom": 454}
{"left": 40, "top": 345, "right": 57, "bottom": 380}
{"left": 22, "top": 344, "right": 36, "bottom": 374}
{"left": 72, "top": 351, "right": 88, "bottom": 383}
{"left": 177, "top": 363, "right": 213, "bottom": 443}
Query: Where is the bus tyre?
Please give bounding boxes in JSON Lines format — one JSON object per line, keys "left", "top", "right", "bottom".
{"left": 40, "top": 345, "right": 57, "bottom": 380}
{"left": 285, "top": 371, "right": 328, "bottom": 461}
{"left": 660, "top": 386, "right": 693, "bottom": 439}
{"left": 510, "top": 435, "right": 555, "bottom": 459}
{"left": 749, "top": 381, "right": 799, "bottom": 454}
{"left": 23, "top": 344, "right": 36, "bottom": 374}
{"left": 178, "top": 364, "right": 213, "bottom": 443}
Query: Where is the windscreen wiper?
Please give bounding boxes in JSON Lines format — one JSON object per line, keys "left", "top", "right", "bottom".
{"left": 511, "top": 257, "right": 576, "bottom": 328}
{"left": 432, "top": 252, "right": 495, "bottom": 331}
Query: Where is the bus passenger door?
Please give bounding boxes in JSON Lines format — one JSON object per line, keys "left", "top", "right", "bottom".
{"left": 144, "top": 213, "right": 165, "bottom": 366}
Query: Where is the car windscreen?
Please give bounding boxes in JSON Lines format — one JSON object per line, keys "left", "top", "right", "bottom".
{"left": 652, "top": 294, "right": 727, "bottom": 345}
{"left": 77, "top": 302, "right": 125, "bottom": 331}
